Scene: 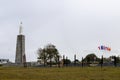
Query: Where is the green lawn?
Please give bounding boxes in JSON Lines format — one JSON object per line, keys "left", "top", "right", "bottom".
{"left": 0, "top": 67, "right": 119, "bottom": 80}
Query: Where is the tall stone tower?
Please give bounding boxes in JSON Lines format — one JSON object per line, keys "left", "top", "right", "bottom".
{"left": 15, "top": 22, "right": 26, "bottom": 65}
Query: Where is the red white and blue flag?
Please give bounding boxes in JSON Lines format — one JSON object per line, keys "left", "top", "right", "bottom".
{"left": 98, "top": 45, "right": 111, "bottom": 51}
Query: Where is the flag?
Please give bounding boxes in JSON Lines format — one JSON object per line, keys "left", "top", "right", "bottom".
{"left": 98, "top": 45, "right": 111, "bottom": 51}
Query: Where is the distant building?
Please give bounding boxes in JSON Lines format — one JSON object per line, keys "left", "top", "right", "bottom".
{"left": 0, "top": 59, "right": 9, "bottom": 64}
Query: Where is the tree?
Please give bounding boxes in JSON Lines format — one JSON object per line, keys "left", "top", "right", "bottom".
{"left": 37, "top": 48, "right": 47, "bottom": 66}
{"left": 37, "top": 44, "right": 60, "bottom": 66}
{"left": 83, "top": 53, "right": 100, "bottom": 64}
{"left": 63, "top": 58, "right": 71, "bottom": 66}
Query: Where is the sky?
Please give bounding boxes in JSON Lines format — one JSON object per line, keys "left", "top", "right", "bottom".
{"left": 0, "top": 0, "right": 120, "bottom": 62}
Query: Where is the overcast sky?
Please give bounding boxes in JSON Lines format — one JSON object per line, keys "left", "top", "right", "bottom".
{"left": 0, "top": 0, "right": 120, "bottom": 62}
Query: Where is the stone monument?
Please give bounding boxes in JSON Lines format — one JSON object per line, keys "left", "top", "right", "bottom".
{"left": 15, "top": 22, "right": 26, "bottom": 66}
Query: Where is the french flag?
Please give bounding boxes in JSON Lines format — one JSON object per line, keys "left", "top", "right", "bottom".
{"left": 98, "top": 45, "right": 111, "bottom": 51}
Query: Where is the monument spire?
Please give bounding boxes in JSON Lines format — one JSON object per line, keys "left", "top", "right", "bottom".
{"left": 19, "top": 22, "right": 23, "bottom": 35}
{"left": 15, "top": 22, "right": 26, "bottom": 66}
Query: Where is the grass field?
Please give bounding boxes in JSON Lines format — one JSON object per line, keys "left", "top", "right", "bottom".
{"left": 0, "top": 67, "right": 120, "bottom": 80}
